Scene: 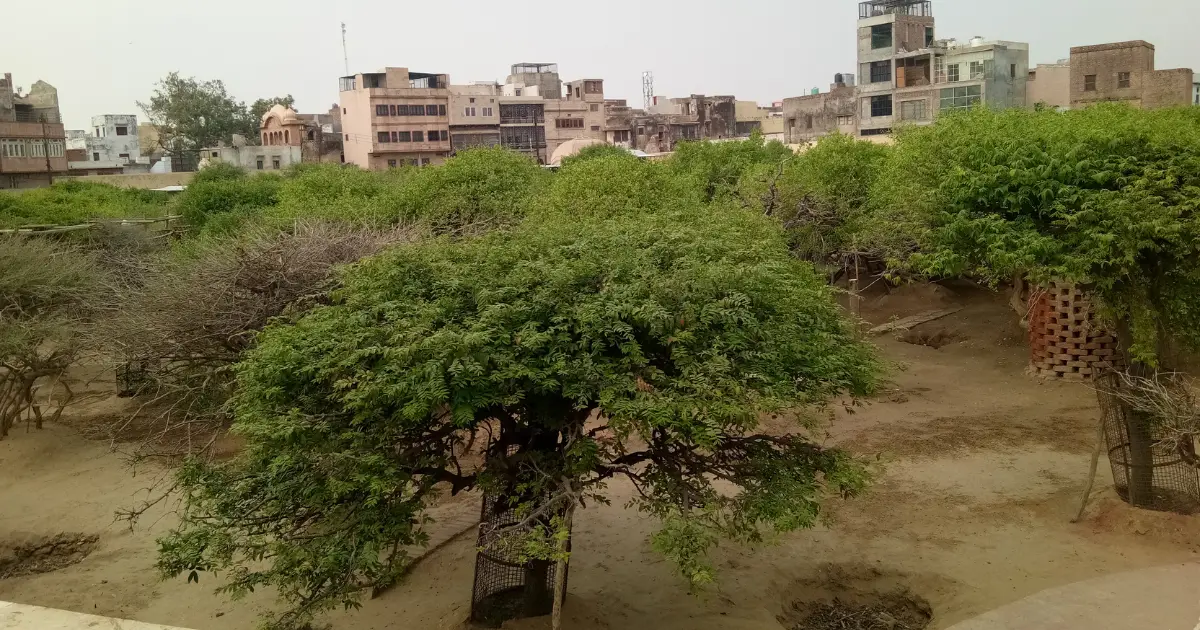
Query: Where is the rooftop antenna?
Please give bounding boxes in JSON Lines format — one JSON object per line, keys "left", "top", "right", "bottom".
{"left": 642, "top": 70, "right": 654, "bottom": 110}
{"left": 341, "top": 22, "right": 350, "bottom": 75}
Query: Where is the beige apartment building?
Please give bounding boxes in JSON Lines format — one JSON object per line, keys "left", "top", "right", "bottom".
{"left": 338, "top": 67, "right": 451, "bottom": 169}
{"left": 448, "top": 84, "right": 501, "bottom": 151}
{"left": 0, "top": 72, "right": 67, "bottom": 189}
{"left": 1069, "top": 41, "right": 1194, "bottom": 109}
{"left": 545, "top": 79, "right": 605, "bottom": 158}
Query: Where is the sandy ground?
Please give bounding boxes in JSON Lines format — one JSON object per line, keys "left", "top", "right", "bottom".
{"left": 1, "top": 282, "right": 1197, "bottom": 630}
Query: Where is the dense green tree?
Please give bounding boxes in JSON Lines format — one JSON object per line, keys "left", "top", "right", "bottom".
{"left": 738, "top": 133, "right": 890, "bottom": 269}
{"left": 138, "top": 73, "right": 256, "bottom": 155}
{"left": 157, "top": 205, "right": 879, "bottom": 629}
{"left": 668, "top": 131, "right": 793, "bottom": 202}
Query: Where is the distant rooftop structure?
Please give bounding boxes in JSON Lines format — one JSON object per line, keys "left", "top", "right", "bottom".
{"left": 511, "top": 63, "right": 558, "bottom": 75}
{"left": 859, "top": 0, "right": 932, "bottom": 18}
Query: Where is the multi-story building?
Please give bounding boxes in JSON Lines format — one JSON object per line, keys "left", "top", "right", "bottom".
{"left": 0, "top": 73, "right": 66, "bottom": 189}
{"left": 1069, "top": 41, "right": 1194, "bottom": 110}
{"left": 852, "top": 0, "right": 1028, "bottom": 137}
{"left": 448, "top": 84, "right": 501, "bottom": 152}
{"left": 545, "top": 79, "right": 605, "bottom": 158}
{"left": 1027, "top": 60, "right": 1071, "bottom": 110}
{"left": 498, "top": 94, "right": 547, "bottom": 163}
{"left": 338, "top": 67, "right": 451, "bottom": 169}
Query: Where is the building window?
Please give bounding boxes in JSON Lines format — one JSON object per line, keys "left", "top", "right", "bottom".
{"left": 483, "top": 107, "right": 492, "bottom": 116}
{"left": 555, "top": 118, "right": 584, "bottom": 128}
{"left": 612, "top": 130, "right": 630, "bottom": 142}
{"left": 860, "top": 128, "right": 891, "bottom": 136}
{"left": 408, "top": 105, "right": 422, "bottom": 116}
{"left": 514, "top": 88, "right": 522, "bottom": 96}
{"left": 925, "top": 26, "right": 934, "bottom": 47}
{"left": 308, "top": 130, "right": 315, "bottom": 140}
{"left": 836, "top": 115, "right": 854, "bottom": 126}
{"left": 388, "top": 159, "right": 398, "bottom": 168}
{"left": 256, "top": 158, "right": 264, "bottom": 170}
{"left": 590, "top": 104, "right": 599, "bottom": 112}
{"left": 413, "top": 130, "right": 424, "bottom": 142}
{"left": 939, "top": 85, "right": 982, "bottom": 110}
{"left": 398, "top": 131, "right": 411, "bottom": 142}
{"left": 48, "top": 140, "right": 63, "bottom": 157}
{"left": 869, "top": 95, "right": 893, "bottom": 117}
{"left": 1118, "top": 72, "right": 1131, "bottom": 88}
{"left": 408, "top": 159, "right": 418, "bottom": 166}
{"left": 272, "top": 157, "right": 281, "bottom": 169}
{"left": 284, "top": 130, "right": 289, "bottom": 143}
{"left": 900, "top": 99, "right": 927, "bottom": 121}
{"left": 441, "top": 130, "right": 449, "bottom": 141}
{"left": 969, "top": 61, "right": 985, "bottom": 80}
{"left": 378, "top": 131, "right": 391, "bottom": 143}
{"left": 390, "top": 131, "right": 398, "bottom": 142}
{"left": 93, "top": 151, "right": 100, "bottom": 161}
{"left": 439, "top": 105, "right": 446, "bottom": 116}
{"left": 118, "top": 153, "right": 130, "bottom": 160}
{"left": 871, "top": 24, "right": 892, "bottom": 49}
{"left": 376, "top": 104, "right": 389, "bottom": 116}
{"left": 469, "top": 97, "right": 476, "bottom": 103}
{"left": 422, "top": 158, "right": 431, "bottom": 166}
{"left": 426, "top": 105, "right": 437, "bottom": 116}
{"left": 1084, "top": 74, "right": 1097, "bottom": 91}
{"left": 947, "top": 63, "right": 960, "bottom": 83}
{"left": 870, "top": 60, "right": 891, "bottom": 84}
{"left": 343, "top": 107, "right": 347, "bottom": 114}
{"left": 1010, "top": 64, "right": 1017, "bottom": 79}
{"left": 345, "top": 134, "right": 349, "bottom": 141}
{"left": 637, "top": 126, "right": 644, "bottom": 135}
{"left": 29, "top": 141, "right": 45, "bottom": 158}
{"left": 262, "top": 133, "right": 268, "bottom": 144}
{"left": 115, "top": 126, "right": 128, "bottom": 136}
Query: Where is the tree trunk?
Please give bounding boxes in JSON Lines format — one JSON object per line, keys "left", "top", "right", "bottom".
{"left": 551, "top": 502, "right": 575, "bottom": 630}
{"left": 1114, "top": 318, "right": 1155, "bottom": 507}
{"left": 522, "top": 559, "right": 551, "bottom": 617}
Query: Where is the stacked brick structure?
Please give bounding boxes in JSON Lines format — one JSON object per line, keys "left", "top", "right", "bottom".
{"left": 1028, "top": 282, "right": 1118, "bottom": 380}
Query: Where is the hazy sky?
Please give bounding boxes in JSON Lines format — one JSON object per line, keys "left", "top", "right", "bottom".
{"left": 8, "top": 0, "right": 1197, "bottom": 130}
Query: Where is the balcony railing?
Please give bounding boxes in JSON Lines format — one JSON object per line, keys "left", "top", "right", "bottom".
{"left": 499, "top": 114, "right": 544, "bottom": 125}
{"left": 859, "top": 0, "right": 932, "bottom": 18}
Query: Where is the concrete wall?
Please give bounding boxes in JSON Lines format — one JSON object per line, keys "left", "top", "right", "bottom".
{"left": 61, "top": 171, "right": 194, "bottom": 189}
{"left": 200, "top": 145, "right": 301, "bottom": 171}
{"left": 449, "top": 85, "right": 500, "bottom": 126}
{"left": 782, "top": 87, "right": 857, "bottom": 142}
{"left": 1143, "top": 68, "right": 1195, "bottom": 108}
{"left": 1028, "top": 63, "right": 1071, "bottom": 109}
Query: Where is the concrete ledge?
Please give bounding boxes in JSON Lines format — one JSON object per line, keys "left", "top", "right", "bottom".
{"left": 946, "top": 563, "right": 1200, "bottom": 630}
{"left": 0, "top": 601, "right": 195, "bottom": 630}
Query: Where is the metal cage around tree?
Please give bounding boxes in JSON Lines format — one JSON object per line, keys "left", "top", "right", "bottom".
{"left": 469, "top": 489, "right": 569, "bottom": 627}
{"left": 1097, "top": 374, "right": 1200, "bottom": 514}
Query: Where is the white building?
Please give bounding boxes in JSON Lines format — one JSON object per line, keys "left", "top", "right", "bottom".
{"left": 87, "top": 114, "right": 140, "bottom": 163}
{"left": 198, "top": 140, "right": 301, "bottom": 172}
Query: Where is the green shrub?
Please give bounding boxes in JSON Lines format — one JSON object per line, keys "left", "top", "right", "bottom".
{"left": 534, "top": 153, "right": 699, "bottom": 220}
{"left": 177, "top": 172, "right": 283, "bottom": 229}
{"left": 0, "top": 181, "right": 172, "bottom": 228}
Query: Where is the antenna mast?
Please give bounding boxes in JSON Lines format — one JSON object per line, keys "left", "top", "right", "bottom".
{"left": 642, "top": 70, "right": 654, "bottom": 110}
{"left": 341, "top": 22, "right": 350, "bottom": 75}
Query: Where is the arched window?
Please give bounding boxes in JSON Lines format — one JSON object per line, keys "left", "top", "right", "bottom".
{"left": 285, "top": 130, "right": 290, "bottom": 144}
{"left": 262, "top": 133, "right": 267, "bottom": 144}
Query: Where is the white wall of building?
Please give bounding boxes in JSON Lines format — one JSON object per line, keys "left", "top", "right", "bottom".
{"left": 86, "top": 114, "right": 141, "bottom": 163}
{"left": 199, "top": 144, "right": 301, "bottom": 171}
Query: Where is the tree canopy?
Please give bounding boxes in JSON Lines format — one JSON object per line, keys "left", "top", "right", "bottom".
{"left": 158, "top": 203, "right": 879, "bottom": 628}
{"left": 887, "top": 105, "right": 1200, "bottom": 363}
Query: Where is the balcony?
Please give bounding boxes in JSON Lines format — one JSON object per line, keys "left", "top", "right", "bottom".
{"left": 859, "top": 0, "right": 932, "bottom": 18}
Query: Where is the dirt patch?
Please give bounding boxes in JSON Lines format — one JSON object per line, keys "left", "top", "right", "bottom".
{"left": 0, "top": 533, "right": 99, "bottom": 579}
{"left": 898, "top": 329, "right": 964, "bottom": 350}
{"left": 787, "top": 595, "right": 932, "bottom": 630}
{"left": 779, "top": 565, "right": 933, "bottom": 630}
{"left": 842, "top": 411, "right": 1095, "bottom": 458}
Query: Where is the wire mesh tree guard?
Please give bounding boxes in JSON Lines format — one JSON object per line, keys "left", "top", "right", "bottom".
{"left": 1096, "top": 373, "right": 1200, "bottom": 514}
{"left": 470, "top": 490, "right": 570, "bottom": 627}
